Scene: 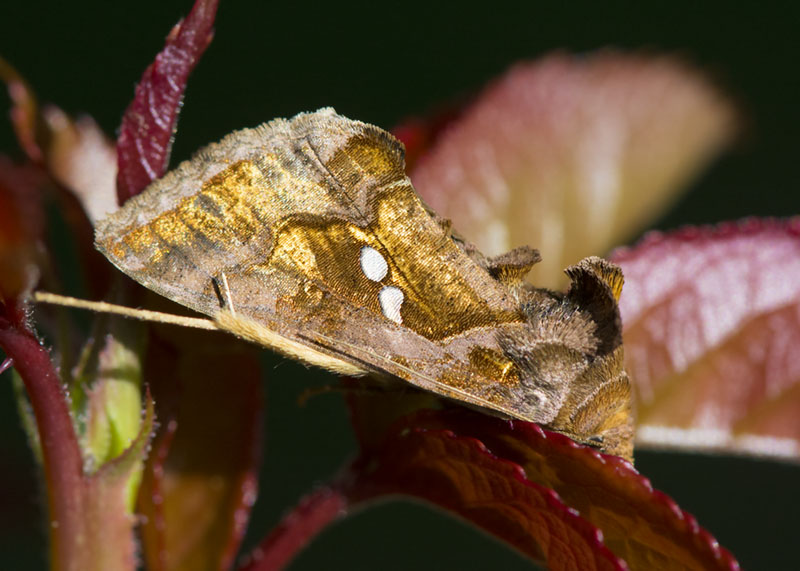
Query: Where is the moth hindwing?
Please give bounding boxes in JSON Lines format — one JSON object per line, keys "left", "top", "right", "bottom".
{"left": 95, "top": 108, "right": 634, "bottom": 461}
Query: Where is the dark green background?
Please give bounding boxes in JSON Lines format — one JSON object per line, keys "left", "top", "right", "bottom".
{"left": 2, "top": 0, "right": 799, "bottom": 569}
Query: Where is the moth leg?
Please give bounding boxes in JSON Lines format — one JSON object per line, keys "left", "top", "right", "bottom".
{"left": 215, "top": 310, "right": 369, "bottom": 376}
{"left": 297, "top": 379, "right": 405, "bottom": 406}
{"left": 298, "top": 376, "right": 435, "bottom": 410}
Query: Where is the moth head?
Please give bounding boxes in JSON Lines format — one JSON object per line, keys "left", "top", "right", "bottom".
{"left": 496, "top": 256, "right": 634, "bottom": 461}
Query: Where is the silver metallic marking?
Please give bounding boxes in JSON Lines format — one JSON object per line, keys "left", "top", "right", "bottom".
{"left": 378, "top": 286, "right": 404, "bottom": 324}
{"left": 360, "top": 245, "right": 388, "bottom": 282}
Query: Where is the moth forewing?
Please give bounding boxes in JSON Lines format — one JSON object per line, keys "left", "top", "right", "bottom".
{"left": 95, "top": 108, "right": 634, "bottom": 462}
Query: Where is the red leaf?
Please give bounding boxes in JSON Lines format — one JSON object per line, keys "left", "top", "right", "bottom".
{"left": 247, "top": 402, "right": 738, "bottom": 569}
{"left": 115, "top": 0, "right": 219, "bottom": 203}
{"left": 39, "top": 106, "right": 118, "bottom": 225}
{"left": 0, "top": 157, "right": 45, "bottom": 301}
{"left": 243, "top": 428, "right": 625, "bottom": 571}
{"left": 1, "top": 59, "right": 116, "bottom": 224}
{"left": 36, "top": 106, "right": 118, "bottom": 296}
{"left": 239, "top": 487, "right": 348, "bottom": 571}
{"left": 393, "top": 409, "right": 739, "bottom": 570}
{"left": 613, "top": 219, "right": 800, "bottom": 460}
{"left": 346, "top": 428, "right": 626, "bottom": 570}
{"left": 1, "top": 62, "right": 115, "bottom": 296}
{"left": 406, "top": 52, "right": 736, "bottom": 289}
{"left": 138, "top": 321, "right": 262, "bottom": 571}
{"left": 391, "top": 104, "right": 464, "bottom": 173}
{"left": 0, "top": 57, "right": 42, "bottom": 161}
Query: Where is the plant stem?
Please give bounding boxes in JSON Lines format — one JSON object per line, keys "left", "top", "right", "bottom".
{"left": 0, "top": 320, "right": 85, "bottom": 571}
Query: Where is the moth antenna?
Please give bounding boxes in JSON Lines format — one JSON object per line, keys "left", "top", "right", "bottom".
{"left": 32, "top": 291, "right": 219, "bottom": 331}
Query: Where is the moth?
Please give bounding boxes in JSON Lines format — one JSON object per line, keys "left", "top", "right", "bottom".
{"left": 94, "top": 108, "right": 634, "bottom": 461}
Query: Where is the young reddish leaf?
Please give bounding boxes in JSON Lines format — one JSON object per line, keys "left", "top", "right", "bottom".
{"left": 1, "top": 57, "right": 116, "bottom": 224}
{"left": 613, "top": 219, "right": 800, "bottom": 460}
{"left": 346, "top": 428, "right": 626, "bottom": 571}
{"left": 35, "top": 106, "right": 117, "bottom": 297}
{"left": 116, "top": 0, "right": 219, "bottom": 202}
{"left": 250, "top": 390, "right": 737, "bottom": 569}
{"left": 0, "top": 57, "right": 42, "bottom": 161}
{"left": 391, "top": 104, "right": 464, "bottom": 173}
{"left": 344, "top": 386, "right": 736, "bottom": 568}
{"left": 0, "top": 157, "right": 45, "bottom": 301}
{"left": 1, "top": 61, "right": 115, "bottom": 296}
{"left": 138, "top": 322, "right": 262, "bottom": 571}
{"left": 392, "top": 409, "right": 739, "bottom": 570}
{"left": 39, "top": 106, "right": 118, "bottom": 225}
{"left": 407, "top": 52, "right": 737, "bottom": 288}
{"left": 243, "top": 431, "right": 625, "bottom": 571}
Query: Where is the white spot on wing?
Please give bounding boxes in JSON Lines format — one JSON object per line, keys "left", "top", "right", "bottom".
{"left": 379, "top": 286, "right": 404, "bottom": 324}
{"left": 360, "top": 245, "right": 388, "bottom": 282}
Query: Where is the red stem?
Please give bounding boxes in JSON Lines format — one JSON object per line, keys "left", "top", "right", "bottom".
{"left": 238, "top": 486, "right": 348, "bottom": 571}
{"left": 0, "top": 319, "right": 84, "bottom": 570}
